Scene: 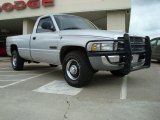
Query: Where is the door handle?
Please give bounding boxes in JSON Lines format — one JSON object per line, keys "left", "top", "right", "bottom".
{"left": 33, "top": 37, "right": 36, "bottom": 40}
{"left": 50, "top": 46, "right": 57, "bottom": 49}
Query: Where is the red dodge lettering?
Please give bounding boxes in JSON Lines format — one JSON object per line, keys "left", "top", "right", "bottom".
{"left": 0, "top": 0, "right": 54, "bottom": 13}
{"left": 14, "top": 1, "right": 26, "bottom": 10}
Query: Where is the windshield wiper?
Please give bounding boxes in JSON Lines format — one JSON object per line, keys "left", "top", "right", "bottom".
{"left": 63, "top": 27, "right": 81, "bottom": 30}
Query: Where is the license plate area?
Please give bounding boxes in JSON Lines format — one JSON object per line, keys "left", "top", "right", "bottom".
{"left": 132, "top": 54, "right": 139, "bottom": 63}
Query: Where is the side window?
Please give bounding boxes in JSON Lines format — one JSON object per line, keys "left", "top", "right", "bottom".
{"left": 151, "top": 40, "right": 157, "bottom": 46}
{"left": 36, "top": 17, "right": 55, "bottom": 33}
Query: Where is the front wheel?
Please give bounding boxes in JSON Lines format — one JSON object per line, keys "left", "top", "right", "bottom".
{"left": 62, "top": 51, "right": 93, "bottom": 88}
{"left": 11, "top": 51, "right": 24, "bottom": 71}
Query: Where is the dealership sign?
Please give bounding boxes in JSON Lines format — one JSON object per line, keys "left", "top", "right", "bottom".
{"left": 0, "top": 0, "right": 54, "bottom": 13}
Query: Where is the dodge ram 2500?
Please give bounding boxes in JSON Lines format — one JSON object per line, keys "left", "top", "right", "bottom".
{"left": 6, "top": 14, "right": 152, "bottom": 87}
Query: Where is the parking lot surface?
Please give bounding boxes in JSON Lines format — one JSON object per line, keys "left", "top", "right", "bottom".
{"left": 0, "top": 57, "right": 160, "bottom": 120}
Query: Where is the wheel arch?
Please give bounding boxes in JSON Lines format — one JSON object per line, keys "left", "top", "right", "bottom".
{"left": 60, "top": 46, "right": 87, "bottom": 64}
{"left": 10, "top": 44, "right": 18, "bottom": 54}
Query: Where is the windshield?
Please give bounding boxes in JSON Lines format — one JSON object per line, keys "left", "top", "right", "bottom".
{"left": 54, "top": 15, "right": 97, "bottom": 30}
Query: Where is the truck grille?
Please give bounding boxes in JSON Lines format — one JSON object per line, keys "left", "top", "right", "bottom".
{"left": 117, "top": 37, "right": 145, "bottom": 53}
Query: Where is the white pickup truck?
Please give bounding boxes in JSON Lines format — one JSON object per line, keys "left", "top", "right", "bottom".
{"left": 6, "top": 14, "right": 151, "bottom": 87}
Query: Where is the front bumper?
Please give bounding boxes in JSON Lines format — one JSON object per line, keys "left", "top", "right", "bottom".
{"left": 87, "top": 34, "right": 151, "bottom": 73}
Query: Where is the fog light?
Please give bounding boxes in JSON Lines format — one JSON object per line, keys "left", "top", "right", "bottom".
{"left": 91, "top": 43, "right": 101, "bottom": 51}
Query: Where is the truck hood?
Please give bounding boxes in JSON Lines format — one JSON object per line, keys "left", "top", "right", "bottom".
{"left": 60, "top": 30, "right": 125, "bottom": 39}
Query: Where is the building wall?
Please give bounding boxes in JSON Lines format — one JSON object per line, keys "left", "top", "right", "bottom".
{"left": 23, "top": 19, "right": 35, "bottom": 34}
{"left": 0, "top": 0, "right": 131, "bottom": 34}
{"left": 0, "top": 0, "right": 131, "bottom": 20}
{"left": 107, "top": 11, "right": 126, "bottom": 32}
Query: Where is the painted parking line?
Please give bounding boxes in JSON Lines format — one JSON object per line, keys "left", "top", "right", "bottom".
{"left": 0, "top": 70, "right": 52, "bottom": 72}
{"left": 0, "top": 71, "right": 20, "bottom": 72}
{"left": 0, "top": 70, "right": 54, "bottom": 88}
{"left": 0, "top": 67, "right": 10, "bottom": 70}
{"left": 0, "top": 58, "right": 10, "bottom": 62}
{"left": 34, "top": 80, "right": 83, "bottom": 96}
{"left": 0, "top": 80, "right": 18, "bottom": 82}
{"left": 120, "top": 76, "right": 128, "bottom": 100}
{"left": 0, "top": 74, "right": 41, "bottom": 76}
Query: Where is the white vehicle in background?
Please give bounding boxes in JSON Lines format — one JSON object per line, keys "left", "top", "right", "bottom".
{"left": 6, "top": 14, "right": 151, "bottom": 87}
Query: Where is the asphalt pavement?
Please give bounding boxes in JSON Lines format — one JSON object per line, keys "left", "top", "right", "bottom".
{"left": 0, "top": 57, "right": 160, "bottom": 120}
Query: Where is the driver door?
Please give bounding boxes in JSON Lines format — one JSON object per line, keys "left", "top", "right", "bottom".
{"left": 31, "top": 17, "right": 60, "bottom": 64}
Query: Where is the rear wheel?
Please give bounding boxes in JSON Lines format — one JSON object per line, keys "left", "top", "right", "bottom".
{"left": 62, "top": 51, "right": 93, "bottom": 87}
{"left": 11, "top": 51, "right": 24, "bottom": 71}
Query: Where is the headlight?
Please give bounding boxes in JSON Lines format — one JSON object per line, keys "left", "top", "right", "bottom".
{"left": 101, "top": 43, "right": 113, "bottom": 51}
{"left": 87, "top": 41, "right": 118, "bottom": 52}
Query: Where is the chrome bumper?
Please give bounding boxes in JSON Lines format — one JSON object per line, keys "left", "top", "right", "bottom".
{"left": 89, "top": 55, "right": 145, "bottom": 71}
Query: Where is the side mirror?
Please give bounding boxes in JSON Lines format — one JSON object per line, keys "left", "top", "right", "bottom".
{"left": 41, "top": 22, "right": 55, "bottom": 31}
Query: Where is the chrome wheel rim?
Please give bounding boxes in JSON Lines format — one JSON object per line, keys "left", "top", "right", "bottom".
{"left": 66, "top": 59, "right": 80, "bottom": 81}
{"left": 12, "top": 55, "right": 17, "bottom": 67}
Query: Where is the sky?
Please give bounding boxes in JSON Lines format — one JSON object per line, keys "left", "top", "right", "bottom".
{"left": 130, "top": 0, "right": 160, "bottom": 38}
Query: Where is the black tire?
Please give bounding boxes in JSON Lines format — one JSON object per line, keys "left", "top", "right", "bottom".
{"left": 11, "top": 51, "right": 24, "bottom": 71}
{"left": 110, "top": 70, "right": 128, "bottom": 77}
{"left": 93, "top": 70, "right": 99, "bottom": 73}
{"left": 49, "top": 64, "right": 58, "bottom": 67}
{"left": 62, "top": 51, "right": 93, "bottom": 88}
